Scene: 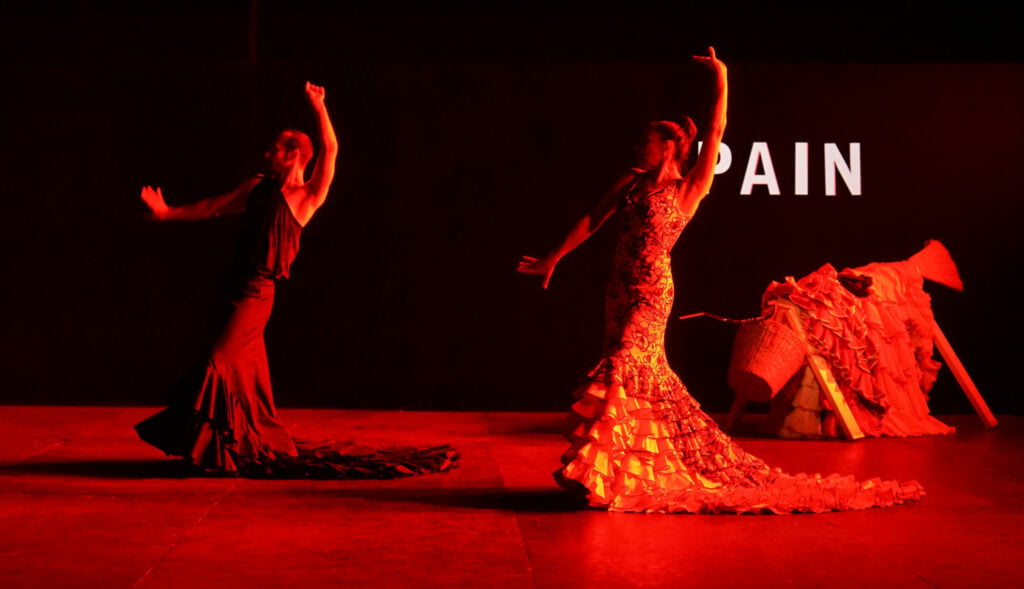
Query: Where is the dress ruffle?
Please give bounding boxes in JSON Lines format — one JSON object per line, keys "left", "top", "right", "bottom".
{"left": 138, "top": 270, "right": 460, "bottom": 480}
{"left": 763, "top": 263, "right": 954, "bottom": 438}
{"left": 248, "top": 442, "right": 460, "bottom": 480}
{"left": 557, "top": 358, "right": 924, "bottom": 514}
{"left": 137, "top": 362, "right": 459, "bottom": 480}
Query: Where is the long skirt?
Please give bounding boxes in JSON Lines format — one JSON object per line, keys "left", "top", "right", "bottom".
{"left": 137, "top": 276, "right": 458, "bottom": 478}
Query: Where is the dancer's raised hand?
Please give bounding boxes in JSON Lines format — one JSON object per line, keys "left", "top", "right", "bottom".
{"left": 693, "top": 46, "right": 726, "bottom": 78}
{"left": 141, "top": 185, "right": 171, "bottom": 220}
{"left": 517, "top": 255, "right": 558, "bottom": 289}
{"left": 305, "top": 81, "right": 326, "bottom": 110}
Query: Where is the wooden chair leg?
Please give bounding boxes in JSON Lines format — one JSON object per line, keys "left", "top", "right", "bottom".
{"left": 932, "top": 320, "right": 998, "bottom": 428}
{"left": 722, "top": 395, "right": 747, "bottom": 433}
{"left": 781, "top": 303, "right": 865, "bottom": 441}
{"left": 804, "top": 352, "right": 865, "bottom": 440}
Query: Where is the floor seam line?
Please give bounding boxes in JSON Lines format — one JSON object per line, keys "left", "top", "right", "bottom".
{"left": 485, "top": 412, "right": 542, "bottom": 589}
{"left": 5, "top": 420, "right": 114, "bottom": 464}
{"left": 12, "top": 440, "right": 68, "bottom": 463}
{"left": 131, "top": 482, "right": 238, "bottom": 587}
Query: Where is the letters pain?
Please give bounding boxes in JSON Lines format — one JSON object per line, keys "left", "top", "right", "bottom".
{"left": 698, "top": 141, "right": 862, "bottom": 196}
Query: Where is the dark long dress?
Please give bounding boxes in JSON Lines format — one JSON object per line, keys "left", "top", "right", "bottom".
{"left": 136, "top": 178, "right": 459, "bottom": 478}
{"left": 555, "top": 177, "right": 924, "bottom": 513}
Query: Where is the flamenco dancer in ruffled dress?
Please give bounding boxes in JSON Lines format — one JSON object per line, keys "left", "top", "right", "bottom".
{"left": 518, "top": 48, "right": 921, "bottom": 513}
{"left": 136, "top": 82, "right": 457, "bottom": 479}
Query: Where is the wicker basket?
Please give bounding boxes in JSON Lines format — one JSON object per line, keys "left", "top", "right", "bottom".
{"left": 728, "top": 318, "right": 806, "bottom": 402}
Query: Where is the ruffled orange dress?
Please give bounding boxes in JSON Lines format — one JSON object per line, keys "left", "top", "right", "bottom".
{"left": 762, "top": 262, "right": 955, "bottom": 439}
{"left": 555, "top": 178, "right": 924, "bottom": 513}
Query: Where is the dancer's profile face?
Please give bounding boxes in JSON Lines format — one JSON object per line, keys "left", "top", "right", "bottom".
{"left": 636, "top": 131, "right": 669, "bottom": 170}
{"left": 263, "top": 133, "right": 293, "bottom": 177}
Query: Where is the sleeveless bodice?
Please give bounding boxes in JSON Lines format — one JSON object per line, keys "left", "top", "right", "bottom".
{"left": 617, "top": 179, "right": 690, "bottom": 263}
{"left": 603, "top": 179, "right": 690, "bottom": 354}
{"left": 235, "top": 177, "right": 303, "bottom": 280}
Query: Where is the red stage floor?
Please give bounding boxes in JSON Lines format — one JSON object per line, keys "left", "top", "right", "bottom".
{"left": 0, "top": 407, "right": 1020, "bottom": 588}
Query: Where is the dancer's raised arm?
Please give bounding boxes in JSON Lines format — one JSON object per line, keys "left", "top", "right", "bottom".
{"left": 141, "top": 178, "right": 260, "bottom": 221}
{"left": 295, "top": 81, "right": 338, "bottom": 220}
{"left": 517, "top": 172, "right": 635, "bottom": 289}
{"left": 677, "top": 46, "right": 727, "bottom": 215}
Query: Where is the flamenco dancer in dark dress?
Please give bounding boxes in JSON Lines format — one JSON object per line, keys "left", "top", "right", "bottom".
{"left": 136, "top": 82, "right": 458, "bottom": 478}
{"left": 518, "top": 48, "right": 922, "bottom": 513}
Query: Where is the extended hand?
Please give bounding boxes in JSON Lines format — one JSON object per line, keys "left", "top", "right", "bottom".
{"left": 140, "top": 185, "right": 170, "bottom": 220}
{"left": 305, "top": 81, "right": 326, "bottom": 109}
{"left": 517, "top": 255, "right": 558, "bottom": 289}
{"left": 693, "top": 46, "right": 726, "bottom": 76}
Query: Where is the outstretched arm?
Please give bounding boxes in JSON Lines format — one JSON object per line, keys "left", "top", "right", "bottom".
{"left": 678, "top": 46, "right": 728, "bottom": 215}
{"left": 141, "top": 177, "right": 260, "bottom": 221}
{"left": 301, "top": 81, "right": 339, "bottom": 213}
{"left": 517, "top": 172, "right": 635, "bottom": 289}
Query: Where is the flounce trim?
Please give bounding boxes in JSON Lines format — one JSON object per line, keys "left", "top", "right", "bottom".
{"left": 557, "top": 365, "right": 924, "bottom": 514}
{"left": 763, "top": 263, "right": 953, "bottom": 438}
{"left": 136, "top": 364, "right": 460, "bottom": 479}
{"left": 241, "top": 442, "right": 461, "bottom": 480}
{"left": 167, "top": 362, "right": 299, "bottom": 475}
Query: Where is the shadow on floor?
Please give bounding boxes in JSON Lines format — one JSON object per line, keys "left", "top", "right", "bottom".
{"left": 488, "top": 423, "right": 567, "bottom": 436}
{"left": 0, "top": 459, "right": 195, "bottom": 479}
{"left": 329, "top": 487, "right": 584, "bottom": 512}
{"left": 0, "top": 460, "right": 582, "bottom": 511}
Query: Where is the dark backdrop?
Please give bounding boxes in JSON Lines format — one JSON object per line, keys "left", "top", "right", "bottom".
{"left": 1, "top": 4, "right": 1021, "bottom": 414}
